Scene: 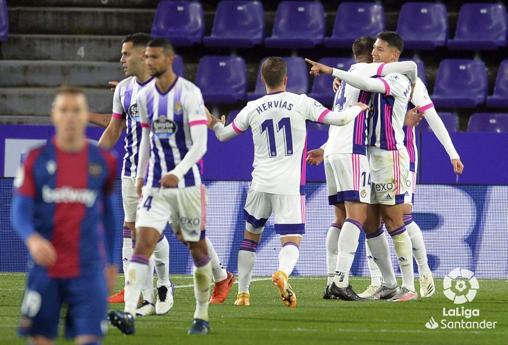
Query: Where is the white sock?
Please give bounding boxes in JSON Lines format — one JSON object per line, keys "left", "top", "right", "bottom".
{"left": 141, "top": 257, "right": 155, "bottom": 304}
{"left": 366, "top": 229, "right": 397, "bottom": 288}
{"left": 333, "top": 220, "right": 360, "bottom": 288}
{"left": 365, "top": 241, "right": 383, "bottom": 286}
{"left": 238, "top": 239, "right": 257, "bottom": 293}
{"left": 390, "top": 227, "right": 415, "bottom": 291}
{"left": 206, "top": 237, "right": 228, "bottom": 282}
{"left": 153, "top": 235, "right": 171, "bottom": 287}
{"left": 278, "top": 242, "right": 300, "bottom": 277}
{"left": 326, "top": 224, "right": 341, "bottom": 286}
{"left": 124, "top": 255, "right": 149, "bottom": 316}
{"left": 193, "top": 258, "right": 212, "bottom": 321}
{"left": 122, "top": 227, "right": 133, "bottom": 285}
{"left": 405, "top": 217, "right": 431, "bottom": 275}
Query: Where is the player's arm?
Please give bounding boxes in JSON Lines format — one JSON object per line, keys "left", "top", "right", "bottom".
{"left": 98, "top": 114, "right": 126, "bottom": 149}
{"left": 136, "top": 96, "right": 150, "bottom": 197}
{"left": 89, "top": 112, "right": 113, "bottom": 128}
{"left": 11, "top": 152, "right": 56, "bottom": 267}
{"left": 210, "top": 106, "right": 249, "bottom": 142}
{"left": 373, "top": 61, "right": 417, "bottom": 85}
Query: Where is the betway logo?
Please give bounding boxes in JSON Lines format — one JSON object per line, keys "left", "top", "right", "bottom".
{"left": 42, "top": 186, "right": 97, "bottom": 207}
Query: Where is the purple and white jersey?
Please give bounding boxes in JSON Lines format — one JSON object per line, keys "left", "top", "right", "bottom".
{"left": 112, "top": 76, "right": 154, "bottom": 177}
{"left": 137, "top": 77, "right": 207, "bottom": 188}
{"left": 367, "top": 73, "right": 411, "bottom": 151}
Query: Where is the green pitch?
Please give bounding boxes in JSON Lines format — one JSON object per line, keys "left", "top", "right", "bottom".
{"left": 0, "top": 273, "right": 506, "bottom": 345}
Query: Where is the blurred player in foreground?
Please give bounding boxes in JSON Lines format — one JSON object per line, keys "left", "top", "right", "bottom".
{"left": 208, "top": 57, "right": 368, "bottom": 308}
{"left": 108, "top": 38, "right": 213, "bottom": 335}
{"left": 11, "top": 86, "right": 119, "bottom": 345}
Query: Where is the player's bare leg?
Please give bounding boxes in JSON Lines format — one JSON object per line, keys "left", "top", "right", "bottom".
{"left": 324, "top": 204, "right": 345, "bottom": 299}
{"left": 235, "top": 231, "right": 261, "bottom": 306}
{"left": 381, "top": 204, "right": 417, "bottom": 302}
{"left": 29, "top": 335, "right": 54, "bottom": 345}
{"left": 187, "top": 232, "right": 213, "bottom": 335}
{"left": 402, "top": 203, "right": 435, "bottom": 298}
{"left": 75, "top": 335, "right": 101, "bottom": 345}
{"left": 362, "top": 205, "right": 398, "bottom": 300}
{"left": 108, "top": 221, "right": 135, "bottom": 304}
{"left": 272, "top": 235, "right": 301, "bottom": 308}
{"left": 328, "top": 201, "right": 366, "bottom": 301}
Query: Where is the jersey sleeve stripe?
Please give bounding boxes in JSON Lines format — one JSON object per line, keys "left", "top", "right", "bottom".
{"left": 232, "top": 120, "right": 244, "bottom": 134}
{"left": 419, "top": 102, "right": 434, "bottom": 113}
{"left": 379, "top": 78, "right": 391, "bottom": 95}
{"left": 189, "top": 119, "right": 208, "bottom": 127}
{"left": 141, "top": 122, "right": 150, "bottom": 128}
{"left": 376, "top": 63, "right": 386, "bottom": 76}
{"left": 112, "top": 113, "right": 123, "bottom": 119}
{"left": 317, "top": 109, "right": 331, "bottom": 123}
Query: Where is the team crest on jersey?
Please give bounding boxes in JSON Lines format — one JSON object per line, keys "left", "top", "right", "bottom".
{"left": 46, "top": 160, "right": 56, "bottom": 175}
{"left": 174, "top": 101, "right": 183, "bottom": 116}
{"left": 89, "top": 163, "right": 102, "bottom": 176}
{"left": 153, "top": 115, "right": 178, "bottom": 139}
{"left": 361, "top": 189, "right": 367, "bottom": 198}
{"left": 128, "top": 103, "right": 140, "bottom": 122}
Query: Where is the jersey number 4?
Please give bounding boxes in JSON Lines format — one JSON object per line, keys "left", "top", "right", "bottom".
{"left": 261, "top": 118, "right": 293, "bottom": 158}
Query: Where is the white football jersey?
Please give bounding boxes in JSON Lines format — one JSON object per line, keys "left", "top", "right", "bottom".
{"left": 137, "top": 76, "right": 207, "bottom": 188}
{"left": 232, "top": 91, "right": 330, "bottom": 195}
{"left": 325, "top": 63, "right": 383, "bottom": 157}
{"left": 367, "top": 73, "right": 412, "bottom": 150}
{"left": 112, "top": 76, "right": 155, "bottom": 177}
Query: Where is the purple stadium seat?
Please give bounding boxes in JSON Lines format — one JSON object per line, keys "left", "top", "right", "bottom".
{"left": 247, "top": 57, "right": 308, "bottom": 101}
{"left": 203, "top": 1, "right": 264, "bottom": 48}
{"left": 448, "top": 3, "right": 507, "bottom": 50}
{"left": 195, "top": 56, "right": 246, "bottom": 104}
{"left": 173, "top": 55, "right": 184, "bottom": 77}
{"left": 0, "top": 0, "right": 8, "bottom": 42}
{"left": 324, "top": 2, "right": 384, "bottom": 48}
{"left": 396, "top": 2, "right": 447, "bottom": 50}
{"left": 487, "top": 60, "right": 508, "bottom": 108}
{"left": 309, "top": 57, "right": 354, "bottom": 107}
{"left": 265, "top": 1, "right": 325, "bottom": 49}
{"left": 417, "top": 112, "right": 459, "bottom": 133}
{"left": 431, "top": 59, "right": 487, "bottom": 108}
{"left": 151, "top": 1, "right": 203, "bottom": 46}
{"left": 468, "top": 113, "right": 508, "bottom": 133}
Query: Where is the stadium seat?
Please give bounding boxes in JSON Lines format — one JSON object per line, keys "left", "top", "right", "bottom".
{"left": 0, "top": 0, "right": 7, "bottom": 43}
{"left": 151, "top": 1, "right": 204, "bottom": 46}
{"left": 203, "top": 1, "right": 264, "bottom": 48}
{"left": 265, "top": 1, "right": 325, "bottom": 49}
{"left": 417, "top": 112, "right": 459, "bottom": 133}
{"left": 486, "top": 60, "right": 508, "bottom": 108}
{"left": 324, "top": 2, "right": 384, "bottom": 48}
{"left": 448, "top": 3, "right": 507, "bottom": 50}
{"left": 468, "top": 113, "right": 508, "bottom": 133}
{"left": 309, "top": 57, "right": 354, "bottom": 107}
{"left": 396, "top": 2, "right": 447, "bottom": 50}
{"left": 173, "top": 55, "right": 184, "bottom": 77}
{"left": 195, "top": 56, "right": 246, "bottom": 104}
{"left": 431, "top": 59, "right": 487, "bottom": 108}
{"left": 247, "top": 57, "right": 308, "bottom": 101}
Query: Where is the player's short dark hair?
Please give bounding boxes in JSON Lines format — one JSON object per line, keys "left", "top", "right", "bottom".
{"left": 376, "top": 31, "right": 404, "bottom": 53}
{"left": 122, "top": 33, "right": 152, "bottom": 47}
{"left": 261, "top": 57, "right": 287, "bottom": 88}
{"left": 54, "top": 85, "right": 85, "bottom": 98}
{"left": 147, "top": 38, "right": 175, "bottom": 55}
{"left": 352, "top": 36, "right": 375, "bottom": 60}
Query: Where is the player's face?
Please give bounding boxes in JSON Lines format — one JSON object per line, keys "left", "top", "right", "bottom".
{"left": 51, "top": 94, "right": 88, "bottom": 141}
{"left": 145, "top": 47, "right": 174, "bottom": 78}
{"left": 372, "top": 39, "right": 398, "bottom": 64}
{"left": 120, "top": 42, "right": 145, "bottom": 76}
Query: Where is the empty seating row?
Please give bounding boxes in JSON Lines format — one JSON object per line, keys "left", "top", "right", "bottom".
{"left": 151, "top": 1, "right": 508, "bottom": 50}
{"left": 0, "top": 0, "right": 7, "bottom": 42}
{"left": 188, "top": 55, "right": 506, "bottom": 110}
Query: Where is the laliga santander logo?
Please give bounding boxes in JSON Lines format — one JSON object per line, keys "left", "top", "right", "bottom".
{"left": 443, "top": 268, "right": 479, "bottom": 304}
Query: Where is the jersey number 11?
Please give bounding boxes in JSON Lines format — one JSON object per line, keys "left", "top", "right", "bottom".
{"left": 261, "top": 118, "right": 293, "bottom": 158}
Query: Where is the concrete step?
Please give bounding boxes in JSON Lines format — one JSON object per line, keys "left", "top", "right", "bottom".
{"left": 9, "top": 7, "right": 154, "bottom": 35}
{"left": 8, "top": 0, "right": 157, "bottom": 8}
{"left": 0, "top": 60, "right": 124, "bottom": 87}
{"left": 0, "top": 87, "right": 113, "bottom": 115}
{"left": 0, "top": 115, "right": 51, "bottom": 124}
{"left": 2, "top": 34, "right": 124, "bottom": 61}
